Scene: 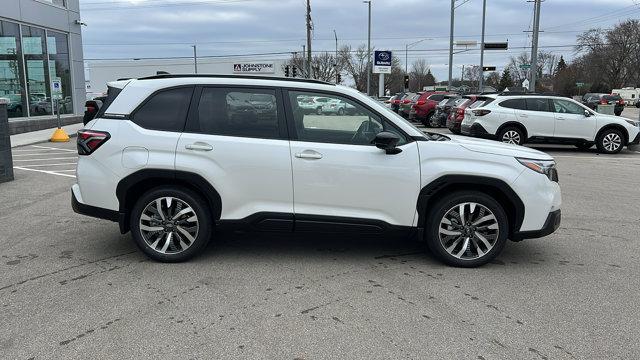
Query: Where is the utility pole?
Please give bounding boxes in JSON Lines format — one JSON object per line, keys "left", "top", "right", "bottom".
{"left": 364, "top": 0, "right": 372, "bottom": 96}
{"left": 478, "top": 0, "right": 487, "bottom": 92}
{"left": 191, "top": 45, "right": 198, "bottom": 74}
{"left": 306, "top": 0, "right": 312, "bottom": 78}
{"left": 334, "top": 29, "right": 339, "bottom": 84}
{"left": 529, "top": 0, "right": 542, "bottom": 92}
{"left": 302, "top": 45, "right": 306, "bottom": 78}
{"left": 447, "top": 0, "right": 455, "bottom": 91}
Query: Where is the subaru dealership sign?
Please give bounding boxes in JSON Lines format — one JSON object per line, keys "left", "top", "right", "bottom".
{"left": 373, "top": 51, "right": 392, "bottom": 74}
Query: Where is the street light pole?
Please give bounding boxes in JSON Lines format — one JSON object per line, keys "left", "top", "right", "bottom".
{"left": 191, "top": 45, "right": 198, "bottom": 74}
{"left": 306, "top": 0, "right": 312, "bottom": 78}
{"left": 478, "top": 0, "right": 487, "bottom": 92}
{"left": 334, "top": 29, "right": 339, "bottom": 83}
{"left": 448, "top": 0, "right": 455, "bottom": 91}
{"left": 364, "top": 0, "right": 371, "bottom": 96}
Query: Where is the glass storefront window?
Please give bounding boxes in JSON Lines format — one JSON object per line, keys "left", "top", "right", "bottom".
{"left": 22, "top": 25, "right": 52, "bottom": 116}
{"left": 40, "top": 0, "right": 67, "bottom": 7}
{"left": 0, "top": 21, "right": 26, "bottom": 118}
{"left": 47, "top": 31, "right": 72, "bottom": 114}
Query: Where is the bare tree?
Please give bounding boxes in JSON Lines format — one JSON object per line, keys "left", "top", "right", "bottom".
{"left": 409, "top": 59, "right": 435, "bottom": 91}
{"left": 338, "top": 44, "right": 369, "bottom": 92}
{"left": 285, "top": 51, "right": 340, "bottom": 83}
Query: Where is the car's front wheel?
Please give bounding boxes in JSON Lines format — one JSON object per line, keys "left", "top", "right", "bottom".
{"left": 130, "top": 186, "right": 212, "bottom": 262}
{"left": 498, "top": 126, "right": 525, "bottom": 145}
{"left": 596, "top": 128, "right": 625, "bottom": 154}
{"left": 425, "top": 191, "right": 508, "bottom": 267}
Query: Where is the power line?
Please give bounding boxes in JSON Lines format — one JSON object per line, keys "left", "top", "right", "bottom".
{"left": 80, "top": 0, "right": 258, "bottom": 10}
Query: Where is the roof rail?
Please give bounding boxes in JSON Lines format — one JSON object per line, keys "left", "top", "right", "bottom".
{"left": 136, "top": 73, "right": 334, "bottom": 85}
{"left": 497, "top": 91, "right": 565, "bottom": 97}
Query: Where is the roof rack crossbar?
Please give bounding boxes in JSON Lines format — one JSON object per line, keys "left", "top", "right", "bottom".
{"left": 136, "top": 73, "right": 333, "bottom": 85}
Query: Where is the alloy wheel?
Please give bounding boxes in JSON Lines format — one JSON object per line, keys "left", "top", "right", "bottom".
{"left": 502, "top": 130, "right": 521, "bottom": 145}
{"left": 602, "top": 133, "right": 622, "bottom": 152}
{"left": 139, "top": 197, "right": 199, "bottom": 255}
{"left": 438, "top": 202, "right": 499, "bottom": 260}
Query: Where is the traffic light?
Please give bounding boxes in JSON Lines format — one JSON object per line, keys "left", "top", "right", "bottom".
{"left": 284, "top": 65, "right": 290, "bottom": 77}
{"left": 337, "top": 73, "right": 341, "bottom": 83}
{"left": 292, "top": 66, "right": 297, "bottom": 78}
{"left": 482, "top": 66, "right": 496, "bottom": 71}
{"left": 403, "top": 75, "right": 410, "bottom": 89}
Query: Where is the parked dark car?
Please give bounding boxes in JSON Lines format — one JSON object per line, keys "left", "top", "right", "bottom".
{"left": 398, "top": 92, "right": 420, "bottom": 119}
{"left": 447, "top": 95, "right": 478, "bottom": 134}
{"left": 411, "top": 91, "right": 449, "bottom": 126}
{"left": 582, "top": 93, "right": 625, "bottom": 116}
{"left": 83, "top": 99, "right": 103, "bottom": 125}
{"left": 635, "top": 99, "right": 640, "bottom": 108}
{"left": 389, "top": 93, "right": 407, "bottom": 113}
{"left": 430, "top": 95, "right": 461, "bottom": 127}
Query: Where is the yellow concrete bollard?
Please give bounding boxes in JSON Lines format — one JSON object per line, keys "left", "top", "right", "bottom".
{"left": 50, "top": 127, "right": 70, "bottom": 142}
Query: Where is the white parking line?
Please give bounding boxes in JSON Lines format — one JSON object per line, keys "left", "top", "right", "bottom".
{"left": 21, "top": 162, "right": 77, "bottom": 167}
{"left": 13, "top": 157, "right": 78, "bottom": 162}
{"left": 12, "top": 152, "right": 76, "bottom": 157}
{"left": 29, "top": 145, "right": 75, "bottom": 151}
{"left": 12, "top": 148, "right": 76, "bottom": 153}
{"left": 52, "top": 169, "right": 76, "bottom": 172}
{"left": 13, "top": 166, "right": 76, "bottom": 178}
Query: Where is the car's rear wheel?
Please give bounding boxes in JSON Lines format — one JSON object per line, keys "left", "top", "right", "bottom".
{"left": 421, "top": 112, "right": 434, "bottom": 127}
{"left": 596, "top": 128, "right": 625, "bottom": 154}
{"left": 425, "top": 191, "right": 508, "bottom": 267}
{"left": 498, "top": 126, "right": 524, "bottom": 145}
{"left": 130, "top": 186, "right": 212, "bottom": 262}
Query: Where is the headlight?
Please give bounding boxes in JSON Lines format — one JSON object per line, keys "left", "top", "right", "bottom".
{"left": 624, "top": 119, "right": 639, "bottom": 127}
{"left": 517, "top": 158, "right": 558, "bottom": 182}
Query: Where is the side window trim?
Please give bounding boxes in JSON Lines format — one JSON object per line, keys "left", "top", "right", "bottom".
{"left": 183, "top": 85, "right": 287, "bottom": 140}
{"left": 282, "top": 88, "right": 413, "bottom": 145}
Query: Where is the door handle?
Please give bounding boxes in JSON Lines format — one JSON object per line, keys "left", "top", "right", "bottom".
{"left": 295, "top": 150, "right": 323, "bottom": 160}
{"left": 556, "top": 117, "right": 566, "bottom": 120}
{"left": 185, "top": 142, "right": 213, "bottom": 151}
{"left": 519, "top": 113, "right": 528, "bottom": 118}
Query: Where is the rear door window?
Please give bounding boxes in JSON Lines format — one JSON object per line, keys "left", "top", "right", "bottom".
{"left": 525, "top": 98, "right": 551, "bottom": 112}
{"left": 131, "top": 86, "right": 194, "bottom": 131}
{"left": 189, "top": 87, "right": 281, "bottom": 139}
{"left": 499, "top": 98, "right": 527, "bottom": 110}
{"left": 428, "top": 94, "right": 445, "bottom": 102}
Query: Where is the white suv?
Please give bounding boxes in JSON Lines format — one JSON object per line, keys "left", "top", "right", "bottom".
{"left": 72, "top": 75, "right": 562, "bottom": 267}
{"left": 461, "top": 94, "right": 640, "bottom": 153}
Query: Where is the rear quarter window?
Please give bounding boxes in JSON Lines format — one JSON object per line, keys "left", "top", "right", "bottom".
{"left": 429, "top": 94, "right": 445, "bottom": 102}
{"left": 131, "top": 86, "right": 194, "bottom": 132}
{"left": 499, "top": 98, "right": 527, "bottom": 110}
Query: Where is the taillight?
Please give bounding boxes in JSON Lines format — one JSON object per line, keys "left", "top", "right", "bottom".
{"left": 416, "top": 100, "right": 426, "bottom": 106}
{"left": 402, "top": 99, "right": 410, "bottom": 104}
{"left": 472, "top": 109, "right": 491, "bottom": 116}
{"left": 618, "top": 99, "right": 625, "bottom": 105}
{"left": 600, "top": 99, "right": 607, "bottom": 105}
{"left": 77, "top": 129, "right": 110, "bottom": 155}
{"left": 85, "top": 105, "right": 96, "bottom": 112}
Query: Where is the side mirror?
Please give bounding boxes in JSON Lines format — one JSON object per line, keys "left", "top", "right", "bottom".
{"left": 584, "top": 110, "right": 591, "bottom": 117}
{"left": 373, "top": 131, "right": 402, "bottom": 154}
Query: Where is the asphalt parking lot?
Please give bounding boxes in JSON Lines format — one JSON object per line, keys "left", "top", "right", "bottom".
{"left": 2, "top": 114, "right": 640, "bottom": 359}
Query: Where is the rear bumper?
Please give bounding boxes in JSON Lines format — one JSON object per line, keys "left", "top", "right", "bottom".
{"left": 512, "top": 209, "right": 561, "bottom": 241}
{"left": 461, "top": 122, "right": 493, "bottom": 138}
{"left": 72, "top": 186, "right": 127, "bottom": 232}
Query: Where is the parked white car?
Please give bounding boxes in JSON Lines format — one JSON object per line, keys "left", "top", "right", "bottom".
{"left": 321, "top": 99, "right": 356, "bottom": 115}
{"left": 461, "top": 94, "right": 640, "bottom": 154}
{"left": 72, "top": 75, "right": 561, "bottom": 267}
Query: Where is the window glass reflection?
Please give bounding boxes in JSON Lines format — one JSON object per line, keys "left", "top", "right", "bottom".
{"left": 47, "top": 31, "right": 72, "bottom": 114}
{"left": 0, "top": 20, "right": 26, "bottom": 118}
{"left": 22, "top": 25, "right": 51, "bottom": 116}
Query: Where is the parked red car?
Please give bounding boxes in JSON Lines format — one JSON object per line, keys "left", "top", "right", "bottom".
{"left": 411, "top": 91, "right": 449, "bottom": 126}
{"left": 446, "top": 95, "right": 478, "bottom": 134}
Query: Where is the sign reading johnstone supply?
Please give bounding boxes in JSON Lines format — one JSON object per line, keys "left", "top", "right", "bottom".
{"left": 233, "top": 62, "right": 275, "bottom": 74}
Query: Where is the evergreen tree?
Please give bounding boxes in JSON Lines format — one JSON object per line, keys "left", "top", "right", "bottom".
{"left": 498, "top": 69, "right": 514, "bottom": 90}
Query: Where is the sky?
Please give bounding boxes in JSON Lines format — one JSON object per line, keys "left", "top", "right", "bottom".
{"left": 79, "top": 0, "right": 640, "bottom": 81}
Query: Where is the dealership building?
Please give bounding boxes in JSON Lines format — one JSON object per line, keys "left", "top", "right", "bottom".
{"left": 0, "top": 0, "right": 85, "bottom": 123}
{"left": 86, "top": 58, "right": 289, "bottom": 95}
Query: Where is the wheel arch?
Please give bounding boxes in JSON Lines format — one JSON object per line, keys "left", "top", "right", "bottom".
{"left": 116, "top": 169, "right": 222, "bottom": 233}
{"left": 496, "top": 121, "right": 528, "bottom": 140}
{"left": 596, "top": 124, "right": 629, "bottom": 145}
{"left": 416, "top": 175, "right": 525, "bottom": 238}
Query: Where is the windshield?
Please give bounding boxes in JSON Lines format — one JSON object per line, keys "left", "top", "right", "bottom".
{"left": 603, "top": 95, "right": 621, "bottom": 101}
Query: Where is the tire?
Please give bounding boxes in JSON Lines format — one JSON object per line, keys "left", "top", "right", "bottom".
{"left": 614, "top": 111, "right": 622, "bottom": 116}
{"left": 337, "top": 108, "right": 345, "bottom": 116}
{"left": 449, "top": 128, "right": 461, "bottom": 135}
{"left": 421, "top": 112, "right": 434, "bottom": 127}
{"left": 429, "top": 115, "right": 441, "bottom": 128}
{"left": 574, "top": 141, "right": 594, "bottom": 150}
{"left": 596, "top": 128, "right": 625, "bottom": 154}
{"left": 130, "top": 186, "right": 213, "bottom": 262}
{"left": 425, "top": 191, "right": 509, "bottom": 268}
{"left": 316, "top": 107, "right": 323, "bottom": 115}
{"left": 498, "top": 126, "right": 525, "bottom": 145}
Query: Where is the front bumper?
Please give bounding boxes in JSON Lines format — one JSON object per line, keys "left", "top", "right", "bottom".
{"left": 512, "top": 209, "right": 561, "bottom": 240}
{"left": 630, "top": 132, "right": 640, "bottom": 145}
